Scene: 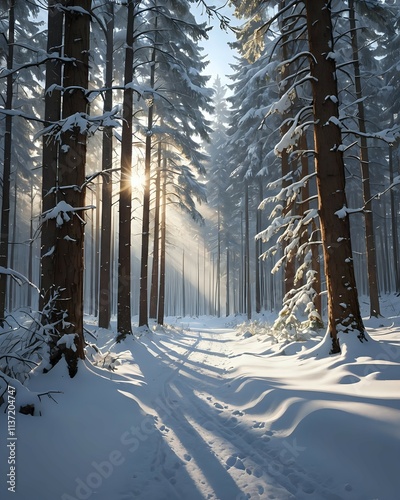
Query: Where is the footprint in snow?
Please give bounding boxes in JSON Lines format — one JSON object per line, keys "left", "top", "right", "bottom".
{"left": 226, "top": 455, "right": 246, "bottom": 470}
{"left": 253, "top": 421, "right": 265, "bottom": 429}
{"left": 232, "top": 409, "right": 244, "bottom": 416}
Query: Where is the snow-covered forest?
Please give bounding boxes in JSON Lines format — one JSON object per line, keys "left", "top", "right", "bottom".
{"left": 1, "top": 1, "right": 400, "bottom": 499}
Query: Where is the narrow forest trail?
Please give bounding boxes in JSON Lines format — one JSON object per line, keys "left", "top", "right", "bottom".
{"left": 114, "top": 320, "right": 341, "bottom": 500}
{"left": 3, "top": 314, "right": 400, "bottom": 500}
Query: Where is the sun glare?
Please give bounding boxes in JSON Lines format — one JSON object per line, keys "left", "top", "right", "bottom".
{"left": 131, "top": 162, "right": 146, "bottom": 191}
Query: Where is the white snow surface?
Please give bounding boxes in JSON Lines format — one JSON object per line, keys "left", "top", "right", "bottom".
{"left": 1, "top": 297, "right": 400, "bottom": 500}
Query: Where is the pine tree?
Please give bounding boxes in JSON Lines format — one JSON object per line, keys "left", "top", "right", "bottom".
{"left": 305, "top": 0, "right": 366, "bottom": 352}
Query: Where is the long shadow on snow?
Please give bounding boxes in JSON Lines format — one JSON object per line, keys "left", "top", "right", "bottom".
{"left": 122, "top": 332, "right": 246, "bottom": 500}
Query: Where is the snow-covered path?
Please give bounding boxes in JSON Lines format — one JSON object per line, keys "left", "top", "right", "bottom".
{"left": 112, "top": 321, "right": 339, "bottom": 500}
{"left": 2, "top": 312, "right": 400, "bottom": 500}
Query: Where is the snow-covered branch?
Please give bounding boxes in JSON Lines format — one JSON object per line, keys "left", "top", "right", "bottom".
{"left": 0, "top": 267, "right": 39, "bottom": 292}
{"left": 41, "top": 201, "right": 95, "bottom": 228}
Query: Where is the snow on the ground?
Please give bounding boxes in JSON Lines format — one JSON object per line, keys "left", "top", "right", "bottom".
{"left": 1, "top": 296, "right": 400, "bottom": 500}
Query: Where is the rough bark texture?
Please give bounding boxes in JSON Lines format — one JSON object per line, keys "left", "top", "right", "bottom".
{"left": 98, "top": 2, "right": 114, "bottom": 329}
{"left": 49, "top": 0, "right": 91, "bottom": 376}
{"left": 389, "top": 144, "right": 400, "bottom": 293}
{"left": 117, "top": 0, "right": 135, "bottom": 340}
{"left": 139, "top": 38, "right": 157, "bottom": 327}
{"left": 305, "top": 0, "right": 366, "bottom": 353}
{"left": 157, "top": 157, "right": 167, "bottom": 325}
{"left": 0, "top": 0, "right": 15, "bottom": 322}
{"left": 245, "top": 183, "right": 251, "bottom": 320}
{"left": 40, "top": 0, "right": 63, "bottom": 314}
{"left": 349, "top": 0, "right": 380, "bottom": 317}
{"left": 149, "top": 143, "right": 162, "bottom": 319}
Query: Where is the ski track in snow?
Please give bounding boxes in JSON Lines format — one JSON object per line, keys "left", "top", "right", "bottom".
{"left": 115, "top": 324, "right": 340, "bottom": 500}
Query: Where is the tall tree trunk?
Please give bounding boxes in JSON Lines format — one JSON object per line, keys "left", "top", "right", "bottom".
{"left": 117, "top": 0, "right": 136, "bottom": 340}
{"left": 149, "top": 142, "right": 162, "bottom": 318}
{"left": 157, "top": 157, "right": 167, "bottom": 325}
{"left": 182, "top": 250, "right": 186, "bottom": 317}
{"left": 139, "top": 36, "right": 157, "bottom": 327}
{"left": 28, "top": 182, "right": 35, "bottom": 308}
{"left": 40, "top": 0, "right": 63, "bottom": 314}
{"left": 240, "top": 211, "right": 244, "bottom": 313}
{"left": 389, "top": 142, "right": 400, "bottom": 294}
{"left": 48, "top": 0, "right": 91, "bottom": 377}
{"left": 349, "top": 0, "right": 380, "bottom": 317}
{"left": 0, "top": 0, "right": 15, "bottom": 322}
{"left": 197, "top": 241, "right": 200, "bottom": 316}
{"left": 98, "top": 2, "right": 114, "bottom": 329}
{"left": 216, "top": 208, "right": 221, "bottom": 317}
{"left": 8, "top": 172, "right": 18, "bottom": 311}
{"left": 94, "top": 181, "right": 100, "bottom": 316}
{"left": 226, "top": 247, "right": 230, "bottom": 316}
{"left": 305, "top": 0, "right": 366, "bottom": 353}
{"left": 255, "top": 178, "right": 263, "bottom": 313}
{"left": 245, "top": 183, "right": 252, "bottom": 320}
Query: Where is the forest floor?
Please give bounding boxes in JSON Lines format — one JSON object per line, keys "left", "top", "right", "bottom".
{"left": 1, "top": 296, "right": 400, "bottom": 500}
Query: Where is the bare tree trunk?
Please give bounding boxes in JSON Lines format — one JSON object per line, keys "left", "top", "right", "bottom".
{"left": 389, "top": 142, "right": 400, "bottom": 294}
{"left": 98, "top": 2, "right": 114, "bottom": 329}
{"left": 157, "top": 157, "right": 167, "bottom": 325}
{"left": 216, "top": 209, "right": 221, "bottom": 317}
{"left": 182, "top": 250, "right": 186, "bottom": 317}
{"left": 305, "top": 0, "right": 366, "bottom": 353}
{"left": 0, "top": 0, "right": 15, "bottom": 322}
{"left": 226, "top": 247, "right": 230, "bottom": 316}
{"left": 8, "top": 172, "right": 18, "bottom": 311}
{"left": 40, "top": 0, "right": 63, "bottom": 315}
{"left": 149, "top": 142, "right": 162, "bottom": 318}
{"left": 240, "top": 211, "right": 244, "bottom": 313}
{"left": 197, "top": 241, "right": 200, "bottom": 316}
{"left": 94, "top": 179, "right": 100, "bottom": 316}
{"left": 28, "top": 182, "right": 35, "bottom": 308}
{"left": 245, "top": 182, "right": 252, "bottom": 320}
{"left": 255, "top": 179, "right": 263, "bottom": 313}
{"left": 139, "top": 35, "right": 157, "bottom": 327}
{"left": 117, "top": 0, "right": 136, "bottom": 340}
{"left": 48, "top": 0, "right": 91, "bottom": 376}
{"left": 349, "top": 0, "right": 380, "bottom": 317}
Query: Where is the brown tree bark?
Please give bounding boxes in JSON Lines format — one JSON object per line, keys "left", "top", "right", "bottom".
{"left": 149, "top": 142, "right": 162, "bottom": 319}
{"left": 305, "top": 0, "right": 366, "bottom": 353}
{"left": 117, "top": 0, "right": 136, "bottom": 340}
{"left": 255, "top": 179, "right": 263, "bottom": 314}
{"left": 157, "top": 157, "right": 167, "bottom": 325}
{"left": 139, "top": 35, "right": 157, "bottom": 327}
{"left": 245, "top": 182, "right": 251, "bottom": 320}
{"left": 98, "top": 2, "right": 114, "bottom": 329}
{"left": 389, "top": 142, "right": 400, "bottom": 293}
{"left": 40, "top": 0, "right": 63, "bottom": 314}
{"left": 49, "top": 0, "right": 91, "bottom": 376}
{"left": 349, "top": 0, "right": 380, "bottom": 317}
{"left": 0, "top": 0, "right": 15, "bottom": 322}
